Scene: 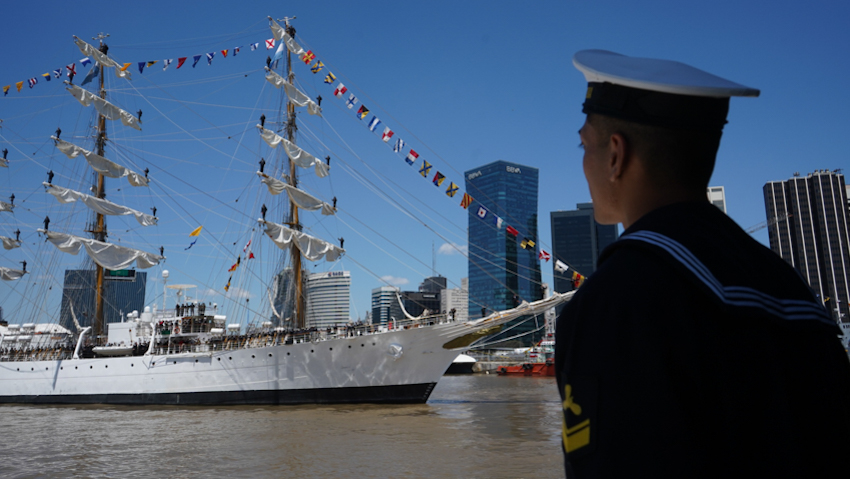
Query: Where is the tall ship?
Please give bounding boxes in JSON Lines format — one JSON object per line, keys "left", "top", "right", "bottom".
{"left": 0, "top": 17, "right": 571, "bottom": 404}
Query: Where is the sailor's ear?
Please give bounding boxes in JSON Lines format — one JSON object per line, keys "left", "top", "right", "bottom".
{"left": 606, "top": 132, "right": 630, "bottom": 181}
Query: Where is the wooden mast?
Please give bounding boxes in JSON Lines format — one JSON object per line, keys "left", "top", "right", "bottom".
{"left": 92, "top": 32, "right": 110, "bottom": 343}
{"left": 283, "top": 18, "right": 305, "bottom": 329}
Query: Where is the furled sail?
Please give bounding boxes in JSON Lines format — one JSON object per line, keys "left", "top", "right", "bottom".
{"left": 268, "top": 17, "right": 305, "bottom": 55}
{"left": 66, "top": 83, "right": 141, "bottom": 130}
{"left": 73, "top": 36, "right": 132, "bottom": 80}
{"left": 0, "top": 158, "right": 8, "bottom": 167}
{"left": 37, "top": 230, "right": 164, "bottom": 270}
{"left": 256, "top": 172, "right": 335, "bottom": 215}
{"left": 44, "top": 183, "right": 157, "bottom": 226}
{"left": 0, "top": 236, "right": 21, "bottom": 250}
{"left": 52, "top": 137, "right": 149, "bottom": 187}
{"left": 0, "top": 201, "right": 13, "bottom": 213}
{"left": 264, "top": 68, "right": 322, "bottom": 116}
{"left": 0, "top": 267, "right": 26, "bottom": 281}
{"left": 260, "top": 219, "right": 344, "bottom": 262}
{"left": 257, "top": 126, "right": 329, "bottom": 178}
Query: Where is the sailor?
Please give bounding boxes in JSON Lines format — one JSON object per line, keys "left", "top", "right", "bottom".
{"left": 20, "top": 261, "right": 25, "bottom": 273}
{"left": 316, "top": 95, "right": 322, "bottom": 107}
{"left": 55, "top": 127, "right": 61, "bottom": 139}
{"left": 144, "top": 167, "right": 149, "bottom": 179}
{"left": 325, "top": 155, "right": 330, "bottom": 166}
{"left": 47, "top": 170, "right": 54, "bottom": 184}
{"left": 260, "top": 114, "right": 266, "bottom": 129}
{"left": 261, "top": 204, "right": 268, "bottom": 220}
{"left": 2, "top": 148, "right": 7, "bottom": 160}
{"left": 43, "top": 216, "right": 49, "bottom": 231}
{"left": 14, "top": 229, "right": 20, "bottom": 242}
{"left": 332, "top": 196, "right": 337, "bottom": 209}
{"left": 259, "top": 157, "right": 266, "bottom": 173}
{"left": 338, "top": 237, "right": 344, "bottom": 248}
{"left": 556, "top": 50, "right": 850, "bottom": 478}
{"left": 151, "top": 206, "right": 157, "bottom": 217}
{"left": 137, "top": 109, "right": 143, "bottom": 122}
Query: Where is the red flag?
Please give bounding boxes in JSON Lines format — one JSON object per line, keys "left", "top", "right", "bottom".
{"left": 506, "top": 225, "right": 519, "bottom": 236}
{"left": 538, "top": 250, "right": 551, "bottom": 262}
{"left": 177, "top": 57, "right": 187, "bottom": 69}
{"left": 221, "top": 49, "right": 228, "bottom": 58}
{"left": 460, "top": 193, "right": 473, "bottom": 209}
{"left": 228, "top": 263, "right": 238, "bottom": 272}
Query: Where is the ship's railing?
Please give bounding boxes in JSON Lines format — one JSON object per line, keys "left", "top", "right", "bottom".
{"left": 0, "top": 313, "right": 463, "bottom": 360}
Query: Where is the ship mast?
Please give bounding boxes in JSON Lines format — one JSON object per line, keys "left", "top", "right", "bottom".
{"left": 92, "top": 32, "right": 110, "bottom": 343}
{"left": 283, "top": 18, "right": 305, "bottom": 329}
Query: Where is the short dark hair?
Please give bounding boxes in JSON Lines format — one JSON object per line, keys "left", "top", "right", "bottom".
{"left": 587, "top": 113, "right": 723, "bottom": 190}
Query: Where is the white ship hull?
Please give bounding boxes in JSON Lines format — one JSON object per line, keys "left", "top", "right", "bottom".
{"left": 0, "top": 322, "right": 475, "bottom": 405}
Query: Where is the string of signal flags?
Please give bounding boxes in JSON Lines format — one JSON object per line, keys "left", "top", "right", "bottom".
{"left": 264, "top": 18, "right": 585, "bottom": 286}
{"left": 1, "top": 35, "right": 287, "bottom": 96}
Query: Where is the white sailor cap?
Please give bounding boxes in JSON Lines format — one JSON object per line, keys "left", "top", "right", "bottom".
{"left": 573, "top": 50, "right": 759, "bottom": 130}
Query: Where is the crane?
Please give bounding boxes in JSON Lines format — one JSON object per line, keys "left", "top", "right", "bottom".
{"left": 746, "top": 211, "right": 792, "bottom": 234}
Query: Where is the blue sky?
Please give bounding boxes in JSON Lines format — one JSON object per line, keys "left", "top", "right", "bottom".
{"left": 0, "top": 1, "right": 848, "bottom": 324}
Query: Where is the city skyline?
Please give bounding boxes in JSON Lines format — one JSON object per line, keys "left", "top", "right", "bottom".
{"left": 0, "top": 1, "right": 847, "bottom": 325}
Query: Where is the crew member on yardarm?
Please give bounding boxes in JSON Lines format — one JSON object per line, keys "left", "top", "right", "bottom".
{"left": 556, "top": 50, "right": 850, "bottom": 478}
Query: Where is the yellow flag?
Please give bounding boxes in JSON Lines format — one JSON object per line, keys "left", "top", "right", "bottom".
{"left": 120, "top": 63, "right": 131, "bottom": 71}
{"left": 189, "top": 226, "right": 203, "bottom": 237}
{"left": 16, "top": 81, "right": 23, "bottom": 92}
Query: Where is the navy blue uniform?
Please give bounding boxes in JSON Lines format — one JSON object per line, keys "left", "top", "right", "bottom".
{"left": 556, "top": 201, "right": 850, "bottom": 478}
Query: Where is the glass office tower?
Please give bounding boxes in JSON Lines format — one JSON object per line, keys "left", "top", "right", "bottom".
{"left": 465, "top": 160, "right": 542, "bottom": 321}
{"left": 550, "top": 203, "right": 619, "bottom": 295}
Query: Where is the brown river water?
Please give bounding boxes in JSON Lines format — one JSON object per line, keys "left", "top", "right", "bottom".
{"left": 0, "top": 375, "right": 564, "bottom": 478}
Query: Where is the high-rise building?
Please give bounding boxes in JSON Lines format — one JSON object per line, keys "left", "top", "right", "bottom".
{"left": 419, "top": 276, "right": 447, "bottom": 293}
{"left": 465, "top": 160, "right": 542, "bottom": 319}
{"left": 441, "top": 277, "right": 469, "bottom": 321}
{"left": 707, "top": 186, "right": 727, "bottom": 213}
{"left": 59, "top": 269, "right": 147, "bottom": 330}
{"left": 550, "top": 203, "right": 619, "bottom": 295}
{"left": 304, "top": 271, "right": 350, "bottom": 329}
{"left": 371, "top": 286, "right": 402, "bottom": 326}
{"left": 763, "top": 170, "right": 850, "bottom": 322}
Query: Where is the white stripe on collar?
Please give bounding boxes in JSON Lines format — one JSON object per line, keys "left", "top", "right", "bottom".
{"left": 621, "top": 230, "right": 834, "bottom": 325}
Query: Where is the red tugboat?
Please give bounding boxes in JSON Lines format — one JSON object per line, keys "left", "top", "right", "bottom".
{"left": 496, "top": 336, "right": 555, "bottom": 376}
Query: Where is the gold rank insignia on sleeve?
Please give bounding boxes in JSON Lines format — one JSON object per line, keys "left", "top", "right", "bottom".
{"left": 562, "top": 384, "right": 591, "bottom": 453}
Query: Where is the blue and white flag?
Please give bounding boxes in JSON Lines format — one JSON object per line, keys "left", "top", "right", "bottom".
{"left": 250, "top": 42, "right": 260, "bottom": 51}
{"left": 206, "top": 52, "right": 215, "bottom": 65}
{"left": 81, "top": 65, "right": 100, "bottom": 86}
{"left": 346, "top": 93, "right": 358, "bottom": 109}
{"left": 368, "top": 116, "right": 381, "bottom": 132}
{"left": 162, "top": 59, "right": 173, "bottom": 70}
{"left": 53, "top": 69, "right": 62, "bottom": 78}
{"left": 192, "top": 55, "right": 202, "bottom": 68}
{"left": 81, "top": 57, "right": 91, "bottom": 67}
{"left": 477, "top": 206, "right": 489, "bottom": 220}
{"left": 271, "top": 40, "right": 285, "bottom": 69}
{"left": 393, "top": 138, "right": 405, "bottom": 153}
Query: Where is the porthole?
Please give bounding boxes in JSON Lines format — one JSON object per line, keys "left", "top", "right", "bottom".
{"left": 45, "top": 367, "right": 48, "bottom": 371}
{"left": 348, "top": 345, "right": 352, "bottom": 349}
{"left": 90, "top": 366, "right": 93, "bottom": 369}
{"left": 173, "top": 361, "right": 177, "bottom": 365}
{"left": 60, "top": 367, "right": 63, "bottom": 370}
{"left": 195, "top": 359, "right": 198, "bottom": 363}
{"left": 131, "top": 364, "right": 134, "bottom": 367}
{"left": 217, "top": 358, "right": 221, "bottom": 361}
{"left": 361, "top": 344, "right": 364, "bottom": 347}
{"left": 105, "top": 365, "right": 108, "bottom": 368}
{"left": 251, "top": 355, "right": 255, "bottom": 359}
{"left": 287, "top": 352, "right": 290, "bottom": 356}
{"left": 268, "top": 353, "right": 273, "bottom": 357}
{"left": 152, "top": 362, "right": 156, "bottom": 365}
{"left": 229, "top": 357, "right": 232, "bottom": 360}
{"left": 75, "top": 366, "right": 78, "bottom": 370}
{"left": 372, "top": 343, "right": 376, "bottom": 346}
{"left": 329, "top": 347, "right": 333, "bottom": 351}
{"left": 16, "top": 368, "right": 19, "bottom": 371}
{"left": 31, "top": 367, "right": 34, "bottom": 371}
{"left": 310, "top": 350, "right": 314, "bottom": 353}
